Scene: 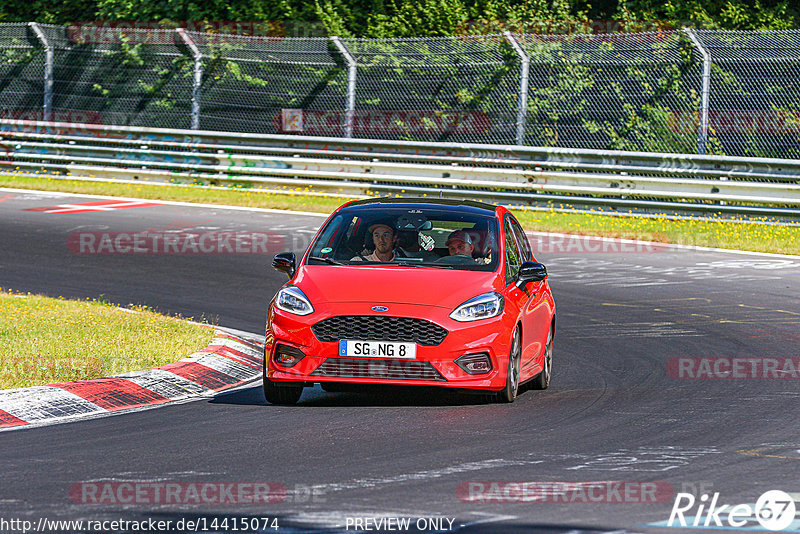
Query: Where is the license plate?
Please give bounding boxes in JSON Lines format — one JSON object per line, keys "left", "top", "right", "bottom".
{"left": 338, "top": 340, "right": 416, "bottom": 359}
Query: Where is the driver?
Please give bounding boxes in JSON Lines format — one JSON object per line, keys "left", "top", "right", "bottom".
{"left": 445, "top": 230, "right": 475, "bottom": 258}
{"left": 352, "top": 223, "right": 396, "bottom": 262}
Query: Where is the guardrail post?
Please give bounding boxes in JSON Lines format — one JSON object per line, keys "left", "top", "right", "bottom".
{"left": 504, "top": 31, "right": 530, "bottom": 146}
{"left": 176, "top": 29, "right": 203, "bottom": 130}
{"left": 684, "top": 28, "right": 712, "bottom": 155}
{"left": 330, "top": 36, "right": 357, "bottom": 138}
{"left": 28, "top": 23, "right": 53, "bottom": 123}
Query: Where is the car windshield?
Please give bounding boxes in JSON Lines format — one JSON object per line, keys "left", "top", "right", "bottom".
{"left": 306, "top": 204, "right": 500, "bottom": 271}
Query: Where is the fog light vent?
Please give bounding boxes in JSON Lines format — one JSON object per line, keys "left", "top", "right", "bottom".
{"left": 455, "top": 353, "right": 493, "bottom": 375}
{"left": 273, "top": 344, "right": 306, "bottom": 367}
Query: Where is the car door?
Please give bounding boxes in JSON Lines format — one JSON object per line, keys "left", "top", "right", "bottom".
{"left": 506, "top": 215, "right": 552, "bottom": 379}
{"left": 501, "top": 214, "right": 530, "bottom": 365}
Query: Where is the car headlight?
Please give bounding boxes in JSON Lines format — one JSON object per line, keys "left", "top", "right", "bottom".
{"left": 274, "top": 285, "right": 314, "bottom": 316}
{"left": 449, "top": 292, "right": 504, "bottom": 322}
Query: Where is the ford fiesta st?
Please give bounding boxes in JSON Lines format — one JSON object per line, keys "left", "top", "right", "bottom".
{"left": 263, "top": 198, "right": 555, "bottom": 404}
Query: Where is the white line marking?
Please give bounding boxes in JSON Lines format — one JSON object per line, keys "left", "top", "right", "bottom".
{"left": 561, "top": 446, "right": 720, "bottom": 472}
{"left": 288, "top": 458, "right": 545, "bottom": 497}
{"left": 0, "top": 186, "right": 328, "bottom": 218}
{"left": 559, "top": 322, "right": 703, "bottom": 338}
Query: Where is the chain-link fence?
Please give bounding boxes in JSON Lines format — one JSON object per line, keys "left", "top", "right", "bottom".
{"left": 2, "top": 23, "right": 800, "bottom": 158}
{"left": 516, "top": 31, "right": 702, "bottom": 153}
{"left": 0, "top": 23, "right": 46, "bottom": 114}
{"left": 693, "top": 30, "right": 800, "bottom": 159}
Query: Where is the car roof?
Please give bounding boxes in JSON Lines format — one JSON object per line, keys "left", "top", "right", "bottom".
{"left": 341, "top": 197, "right": 499, "bottom": 214}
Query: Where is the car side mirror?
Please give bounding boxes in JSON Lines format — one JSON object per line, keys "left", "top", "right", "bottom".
{"left": 516, "top": 261, "right": 547, "bottom": 288}
{"left": 272, "top": 252, "right": 296, "bottom": 279}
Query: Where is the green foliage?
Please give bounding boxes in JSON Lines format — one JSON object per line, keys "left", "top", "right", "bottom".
{"left": 316, "top": 0, "right": 356, "bottom": 38}
{"left": 365, "top": 0, "right": 469, "bottom": 37}
{"left": 0, "top": 0, "right": 99, "bottom": 24}
{"left": 2, "top": 0, "right": 797, "bottom": 33}
{"left": 610, "top": 0, "right": 798, "bottom": 31}
{"left": 0, "top": 42, "right": 40, "bottom": 64}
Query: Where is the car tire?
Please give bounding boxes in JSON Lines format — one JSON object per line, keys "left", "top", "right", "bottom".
{"left": 262, "top": 346, "right": 303, "bottom": 405}
{"left": 531, "top": 323, "right": 553, "bottom": 390}
{"left": 263, "top": 377, "right": 303, "bottom": 405}
{"left": 498, "top": 327, "right": 522, "bottom": 403}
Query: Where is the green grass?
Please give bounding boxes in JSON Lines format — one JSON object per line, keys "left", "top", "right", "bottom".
{"left": 1, "top": 173, "right": 798, "bottom": 255}
{"left": 514, "top": 209, "right": 799, "bottom": 256}
{"left": 0, "top": 289, "right": 215, "bottom": 389}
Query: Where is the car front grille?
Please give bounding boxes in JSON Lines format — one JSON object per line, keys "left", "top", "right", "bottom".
{"left": 311, "top": 316, "right": 448, "bottom": 346}
{"left": 310, "top": 358, "right": 446, "bottom": 381}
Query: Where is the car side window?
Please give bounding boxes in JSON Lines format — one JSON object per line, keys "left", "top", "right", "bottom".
{"left": 508, "top": 216, "right": 532, "bottom": 262}
{"left": 504, "top": 217, "right": 522, "bottom": 284}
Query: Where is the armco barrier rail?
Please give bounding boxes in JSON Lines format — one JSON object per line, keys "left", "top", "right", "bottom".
{"left": 1, "top": 119, "right": 799, "bottom": 216}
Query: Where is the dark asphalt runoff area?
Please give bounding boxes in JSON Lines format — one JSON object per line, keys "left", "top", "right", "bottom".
{"left": 1, "top": 189, "right": 799, "bottom": 534}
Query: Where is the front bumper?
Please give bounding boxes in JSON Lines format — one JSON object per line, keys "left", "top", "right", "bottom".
{"left": 265, "top": 302, "right": 513, "bottom": 391}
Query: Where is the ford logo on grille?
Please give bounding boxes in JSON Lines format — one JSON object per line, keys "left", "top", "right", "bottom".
{"left": 371, "top": 306, "right": 389, "bottom": 312}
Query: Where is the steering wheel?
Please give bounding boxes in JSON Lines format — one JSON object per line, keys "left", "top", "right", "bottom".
{"left": 434, "top": 254, "right": 476, "bottom": 265}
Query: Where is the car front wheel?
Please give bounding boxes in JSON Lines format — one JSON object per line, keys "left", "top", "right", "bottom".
{"left": 263, "top": 377, "right": 303, "bottom": 405}
{"left": 498, "top": 327, "right": 522, "bottom": 403}
{"left": 262, "top": 345, "right": 303, "bottom": 405}
{"left": 531, "top": 323, "right": 553, "bottom": 390}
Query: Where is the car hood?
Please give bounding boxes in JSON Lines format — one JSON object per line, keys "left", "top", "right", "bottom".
{"left": 293, "top": 265, "right": 500, "bottom": 309}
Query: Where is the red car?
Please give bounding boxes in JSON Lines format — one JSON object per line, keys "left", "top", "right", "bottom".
{"left": 263, "top": 198, "right": 555, "bottom": 404}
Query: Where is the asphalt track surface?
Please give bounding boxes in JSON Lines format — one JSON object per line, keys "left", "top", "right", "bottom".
{"left": 1, "top": 189, "right": 799, "bottom": 533}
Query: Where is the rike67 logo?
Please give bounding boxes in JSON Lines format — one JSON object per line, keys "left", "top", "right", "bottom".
{"left": 668, "top": 490, "right": 797, "bottom": 531}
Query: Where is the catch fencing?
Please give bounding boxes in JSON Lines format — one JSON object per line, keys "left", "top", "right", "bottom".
{"left": 1, "top": 24, "right": 800, "bottom": 159}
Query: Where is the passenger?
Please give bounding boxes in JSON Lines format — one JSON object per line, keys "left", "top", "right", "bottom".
{"left": 352, "top": 223, "right": 396, "bottom": 262}
{"left": 445, "top": 230, "right": 475, "bottom": 258}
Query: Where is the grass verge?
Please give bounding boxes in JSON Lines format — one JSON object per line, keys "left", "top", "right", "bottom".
{"left": 513, "top": 209, "right": 799, "bottom": 256}
{"left": 1, "top": 173, "right": 798, "bottom": 255}
{"left": 0, "top": 289, "right": 215, "bottom": 390}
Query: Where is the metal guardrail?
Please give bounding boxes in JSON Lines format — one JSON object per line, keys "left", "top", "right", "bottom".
{"left": 1, "top": 119, "right": 799, "bottom": 216}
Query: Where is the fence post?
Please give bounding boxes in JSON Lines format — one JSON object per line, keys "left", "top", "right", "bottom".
{"left": 684, "top": 28, "right": 711, "bottom": 155}
{"left": 28, "top": 23, "right": 53, "bottom": 122}
{"left": 504, "top": 31, "right": 530, "bottom": 146}
{"left": 330, "top": 36, "right": 357, "bottom": 138}
{"left": 176, "top": 28, "right": 203, "bottom": 130}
